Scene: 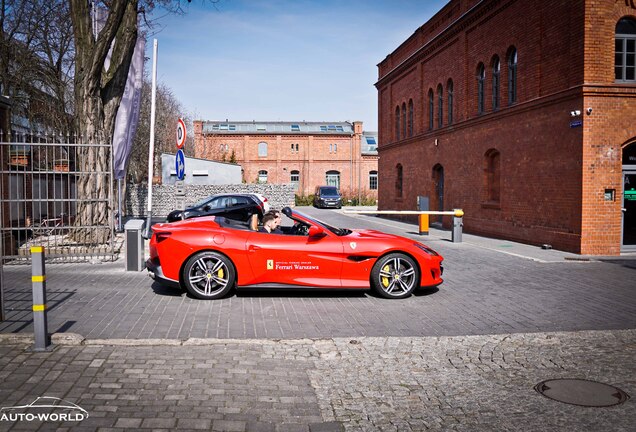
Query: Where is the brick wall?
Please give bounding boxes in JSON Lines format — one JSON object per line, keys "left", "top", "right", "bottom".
{"left": 193, "top": 121, "right": 378, "bottom": 199}
{"left": 376, "top": 0, "right": 636, "bottom": 255}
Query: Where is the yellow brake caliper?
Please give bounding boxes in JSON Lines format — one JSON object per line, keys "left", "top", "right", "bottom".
{"left": 381, "top": 264, "right": 390, "bottom": 288}
{"left": 217, "top": 268, "right": 224, "bottom": 280}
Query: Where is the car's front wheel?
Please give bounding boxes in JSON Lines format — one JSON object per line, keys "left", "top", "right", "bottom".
{"left": 371, "top": 253, "right": 419, "bottom": 299}
{"left": 183, "top": 251, "right": 236, "bottom": 299}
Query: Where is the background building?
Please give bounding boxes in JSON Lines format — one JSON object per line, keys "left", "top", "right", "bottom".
{"left": 193, "top": 120, "right": 378, "bottom": 200}
{"left": 160, "top": 153, "right": 241, "bottom": 185}
{"left": 375, "top": 0, "right": 636, "bottom": 255}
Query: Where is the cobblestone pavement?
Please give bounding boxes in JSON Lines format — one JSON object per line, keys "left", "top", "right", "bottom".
{"left": 1, "top": 207, "right": 635, "bottom": 430}
{"left": 0, "top": 330, "right": 634, "bottom": 431}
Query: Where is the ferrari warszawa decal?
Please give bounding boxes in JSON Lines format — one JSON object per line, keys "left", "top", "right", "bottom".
{"left": 267, "top": 260, "right": 320, "bottom": 271}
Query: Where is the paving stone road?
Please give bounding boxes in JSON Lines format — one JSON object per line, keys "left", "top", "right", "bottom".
{"left": 0, "top": 330, "right": 634, "bottom": 431}
{"left": 1, "top": 207, "right": 634, "bottom": 430}
{"left": 1, "top": 208, "right": 635, "bottom": 339}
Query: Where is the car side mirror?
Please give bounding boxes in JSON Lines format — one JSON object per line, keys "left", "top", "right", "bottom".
{"left": 308, "top": 225, "right": 326, "bottom": 238}
{"left": 203, "top": 205, "right": 210, "bottom": 211}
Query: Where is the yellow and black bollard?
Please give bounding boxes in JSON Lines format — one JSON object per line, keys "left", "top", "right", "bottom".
{"left": 31, "top": 246, "right": 51, "bottom": 351}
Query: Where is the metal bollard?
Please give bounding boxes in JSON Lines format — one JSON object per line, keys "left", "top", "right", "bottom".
{"left": 418, "top": 214, "right": 429, "bottom": 235}
{"left": 452, "top": 209, "right": 464, "bottom": 243}
{"left": 31, "top": 246, "right": 51, "bottom": 351}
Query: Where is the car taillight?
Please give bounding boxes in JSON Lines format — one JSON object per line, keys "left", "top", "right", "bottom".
{"left": 156, "top": 232, "right": 172, "bottom": 243}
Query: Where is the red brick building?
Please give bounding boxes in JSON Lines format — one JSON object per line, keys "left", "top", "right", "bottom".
{"left": 193, "top": 120, "right": 379, "bottom": 200}
{"left": 376, "top": 0, "right": 636, "bottom": 255}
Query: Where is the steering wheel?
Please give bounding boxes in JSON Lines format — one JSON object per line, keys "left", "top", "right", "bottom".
{"left": 289, "top": 222, "right": 309, "bottom": 236}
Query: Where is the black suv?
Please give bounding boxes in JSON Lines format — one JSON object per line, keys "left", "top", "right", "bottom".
{"left": 313, "top": 186, "right": 342, "bottom": 209}
{"left": 166, "top": 193, "right": 267, "bottom": 223}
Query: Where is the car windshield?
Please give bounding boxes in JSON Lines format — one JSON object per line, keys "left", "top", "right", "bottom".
{"left": 192, "top": 196, "right": 215, "bottom": 208}
{"left": 320, "top": 187, "right": 339, "bottom": 196}
{"left": 292, "top": 209, "right": 351, "bottom": 236}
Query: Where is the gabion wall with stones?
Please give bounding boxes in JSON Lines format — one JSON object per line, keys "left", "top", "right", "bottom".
{"left": 125, "top": 183, "right": 296, "bottom": 218}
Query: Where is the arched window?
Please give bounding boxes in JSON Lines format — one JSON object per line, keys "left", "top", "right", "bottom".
{"left": 401, "top": 102, "right": 407, "bottom": 139}
{"left": 447, "top": 79, "right": 454, "bottom": 125}
{"left": 258, "top": 170, "right": 268, "bottom": 183}
{"left": 477, "top": 63, "right": 485, "bottom": 114}
{"left": 492, "top": 56, "right": 500, "bottom": 110}
{"left": 508, "top": 47, "right": 518, "bottom": 104}
{"left": 258, "top": 142, "right": 268, "bottom": 157}
{"left": 369, "top": 170, "right": 378, "bottom": 190}
{"left": 326, "top": 170, "right": 340, "bottom": 189}
{"left": 395, "top": 106, "right": 401, "bottom": 141}
{"left": 485, "top": 149, "right": 501, "bottom": 203}
{"left": 615, "top": 18, "right": 636, "bottom": 82}
{"left": 408, "top": 99, "right": 414, "bottom": 137}
{"left": 437, "top": 84, "right": 443, "bottom": 128}
{"left": 396, "top": 164, "right": 403, "bottom": 198}
{"left": 428, "top": 89, "right": 434, "bottom": 130}
{"left": 290, "top": 170, "right": 300, "bottom": 190}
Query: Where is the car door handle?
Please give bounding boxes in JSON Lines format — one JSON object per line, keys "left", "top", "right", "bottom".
{"left": 248, "top": 245, "right": 261, "bottom": 252}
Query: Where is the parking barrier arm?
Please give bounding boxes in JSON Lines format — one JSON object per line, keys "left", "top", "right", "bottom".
{"left": 343, "top": 209, "right": 464, "bottom": 242}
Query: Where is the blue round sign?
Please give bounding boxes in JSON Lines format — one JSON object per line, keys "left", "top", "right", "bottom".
{"left": 175, "top": 149, "right": 185, "bottom": 180}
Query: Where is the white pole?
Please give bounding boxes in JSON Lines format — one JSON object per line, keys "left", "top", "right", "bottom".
{"left": 145, "top": 39, "right": 158, "bottom": 238}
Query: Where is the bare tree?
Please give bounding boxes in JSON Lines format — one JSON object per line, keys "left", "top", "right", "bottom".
{"left": 127, "top": 78, "right": 193, "bottom": 185}
{"left": 0, "top": 0, "right": 74, "bottom": 133}
{"left": 69, "top": 0, "right": 216, "bottom": 243}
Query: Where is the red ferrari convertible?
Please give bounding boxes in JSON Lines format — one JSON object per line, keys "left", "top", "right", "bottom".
{"left": 147, "top": 207, "right": 443, "bottom": 300}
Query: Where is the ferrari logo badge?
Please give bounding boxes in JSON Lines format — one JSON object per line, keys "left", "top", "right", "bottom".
{"left": 267, "top": 259, "right": 274, "bottom": 270}
{"left": 350, "top": 242, "right": 357, "bottom": 250}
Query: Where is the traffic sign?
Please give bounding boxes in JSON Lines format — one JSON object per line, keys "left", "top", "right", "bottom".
{"left": 176, "top": 118, "right": 186, "bottom": 149}
{"left": 175, "top": 149, "right": 185, "bottom": 180}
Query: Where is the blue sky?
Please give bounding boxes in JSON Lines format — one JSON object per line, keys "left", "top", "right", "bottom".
{"left": 148, "top": 0, "right": 448, "bottom": 131}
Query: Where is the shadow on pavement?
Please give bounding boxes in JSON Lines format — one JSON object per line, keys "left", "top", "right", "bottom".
{"left": 235, "top": 288, "right": 369, "bottom": 299}
{"left": 597, "top": 259, "right": 636, "bottom": 270}
{"left": 150, "top": 281, "right": 184, "bottom": 297}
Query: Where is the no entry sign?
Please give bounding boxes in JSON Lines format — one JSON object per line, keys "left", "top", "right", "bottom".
{"left": 176, "top": 118, "right": 186, "bottom": 149}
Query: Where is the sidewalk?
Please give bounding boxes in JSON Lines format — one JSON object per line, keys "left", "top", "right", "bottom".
{"left": 1, "top": 330, "right": 634, "bottom": 431}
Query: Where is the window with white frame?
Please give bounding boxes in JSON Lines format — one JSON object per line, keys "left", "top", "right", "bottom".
{"left": 290, "top": 170, "right": 300, "bottom": 190}
{"left": 616, "top": 18, "right": 636, "bottom": 82}
{"left": 369, "top": 170, "right": 378, "bottom": 190}
{"left": 258, "top": 142, "right": 268, "bottom": 157}
{"left": 258, "top": 170, "right": 268, "bottom": 183}
{"left": 326, "top": 170, "right": 340, "bottom": 189}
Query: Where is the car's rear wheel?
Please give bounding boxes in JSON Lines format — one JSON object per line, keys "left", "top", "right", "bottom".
{"left": 183, "top": 251, "right": 235, "bottom": 299}
{"left": 371, "top": 253, "right": 419, "bottom": 299}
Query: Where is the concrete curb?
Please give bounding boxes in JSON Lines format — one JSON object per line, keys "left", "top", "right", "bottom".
{"left": 2, "top": 329, "right": 634, "bottom": 347}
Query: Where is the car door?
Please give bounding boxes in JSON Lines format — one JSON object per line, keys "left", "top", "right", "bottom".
{"left": 244, "top": 230, "right": 344, "bottom": 287}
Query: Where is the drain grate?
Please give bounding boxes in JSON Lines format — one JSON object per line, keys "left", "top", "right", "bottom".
{"left": 534, "top": 378, "right": 630, "bottom": 407}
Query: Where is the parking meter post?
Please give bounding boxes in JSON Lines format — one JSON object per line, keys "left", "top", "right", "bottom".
{"left": 125, "top": 220, "right": 146, "bottom": 272}
{"left": 452, "top": 209, "right": 464, "bottom": 243}
{"left": 31, "top": 246, "right": 51, "bottom": 351}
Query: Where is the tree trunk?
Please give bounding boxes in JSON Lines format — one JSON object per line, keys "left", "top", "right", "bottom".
{"left": 69, "top": 0, "right": 138, "bottom": 244}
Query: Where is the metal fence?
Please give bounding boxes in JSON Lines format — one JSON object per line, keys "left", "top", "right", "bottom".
{"left": 0, "top": 131, "right": 116, "bottom": 263}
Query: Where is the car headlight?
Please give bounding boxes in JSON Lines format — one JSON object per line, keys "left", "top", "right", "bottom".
{"left": 414, "top": 242, "right": 439, "bottom": 256}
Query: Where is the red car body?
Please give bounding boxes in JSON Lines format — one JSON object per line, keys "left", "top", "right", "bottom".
{"left": 147, "top": 207, "right": 443, "bottom": 299}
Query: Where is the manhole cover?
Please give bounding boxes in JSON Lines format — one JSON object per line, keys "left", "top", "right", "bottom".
{"left": 534, "top": 379, "right": 630, "bottom": 407}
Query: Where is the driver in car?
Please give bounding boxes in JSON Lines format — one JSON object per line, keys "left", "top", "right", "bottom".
{"left": 259, "top": 211, "right": 283, "bottom": 234}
